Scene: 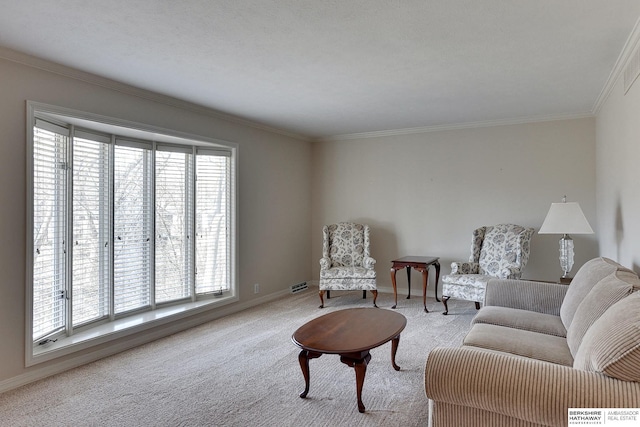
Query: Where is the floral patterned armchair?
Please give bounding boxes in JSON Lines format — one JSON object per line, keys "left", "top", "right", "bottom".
{"left": 318, "top": 222, "right": 378, "bottom": 308}
{"left": 441, "top": 224, "right": 534, "bottom": 314}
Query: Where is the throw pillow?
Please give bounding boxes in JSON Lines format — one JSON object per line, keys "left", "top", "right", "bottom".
{"left": 566, "top": 270, "right": 639, "bottom": 356}
{"left": 573, "top": 292, "right": 640, "bottom": 382}
{"left": 560, "top": 257, "right": 632, "bottom": 329}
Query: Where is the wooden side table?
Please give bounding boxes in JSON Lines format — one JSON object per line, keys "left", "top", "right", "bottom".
{"left": 390, "top": 256, "right": 440, "bottom": 312}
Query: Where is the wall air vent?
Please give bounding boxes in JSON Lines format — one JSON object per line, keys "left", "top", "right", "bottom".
{"left": 290, "top": 282, "right": 308, "bottom": 294}
{"left": 624, "top": 43, "right": 640, "bottom": 94}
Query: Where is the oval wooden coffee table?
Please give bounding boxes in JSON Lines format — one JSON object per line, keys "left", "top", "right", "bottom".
{"left": 291, "top": 308, "right": 407, "bottom": 413}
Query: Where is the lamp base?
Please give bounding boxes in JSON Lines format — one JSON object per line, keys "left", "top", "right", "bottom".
{"left": 559, "top": 276, "right": 573, "bottom": 285}
{"left": 559, "top": 234, "right": 574, "bottom": 278}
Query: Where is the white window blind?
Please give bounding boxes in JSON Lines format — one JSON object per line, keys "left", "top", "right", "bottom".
{"left": 195, "top": 150, "right": 231, "bottom": 294}
{"left": 32, "top": 122, "right": 68, "bottom": 340}
{"left": 113, "top": 143, "right": 153, "bottom": 314}
{"left": 155, "top": 147, "right": 193, "bottom": 304}
{"left": 71, "top": 133, "right": 111, "bottom": 326}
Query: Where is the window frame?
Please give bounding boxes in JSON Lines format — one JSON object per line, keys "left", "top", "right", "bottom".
{"left": 25, "top": 101, "right": 238, "bottom": 366}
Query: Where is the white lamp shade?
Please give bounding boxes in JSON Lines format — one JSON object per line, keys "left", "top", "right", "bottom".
{"left": 539, "top": 202, "right": 594, "bottom": 234}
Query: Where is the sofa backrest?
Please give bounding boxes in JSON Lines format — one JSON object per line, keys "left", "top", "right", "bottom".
{"left": 560, "top": 257, "right": 635, "bottom": 329}
{"left": 566, "top": 269, "right": 640, "bottom": 356}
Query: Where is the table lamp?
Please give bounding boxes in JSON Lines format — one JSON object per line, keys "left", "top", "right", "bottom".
{"left": 539, "top": 196, "right": 594, "bottom": 278}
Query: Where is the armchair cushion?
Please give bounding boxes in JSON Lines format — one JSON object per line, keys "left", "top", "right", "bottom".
{"left": 319, "top": 266, "right": 376, "bottom": 280}
{"left": 441, "top": 275, "right": 494, "bottom": 302}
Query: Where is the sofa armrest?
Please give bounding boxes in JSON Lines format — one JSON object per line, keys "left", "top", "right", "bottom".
{"left": 451, "top": 262, "right": 479, "bottom": 275}
{"left": 484, "top": 279, "right": 568, "bottom": 315}
{"left": 425, "top": 347, "right": 640, "bottom": 427}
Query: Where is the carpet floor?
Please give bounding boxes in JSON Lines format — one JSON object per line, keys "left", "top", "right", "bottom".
{"left": 0, "top": 288, "right": 476, "bottom": 427}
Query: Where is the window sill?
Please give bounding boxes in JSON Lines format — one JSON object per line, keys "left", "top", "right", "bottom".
{"left": 28, "top": 294, "right": 237, "bottom": 366}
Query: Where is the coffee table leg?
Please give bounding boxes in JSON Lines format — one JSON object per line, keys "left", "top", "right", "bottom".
{"left": 390, "top": 334, "right": 402, "bottom": 371}
{"left": 340, "top": 352, "right": 371, "bottom": 413}
{"left": 354, "top": 357, "right": 369, "bottom": 413}
{"left": 298, "top": 350, "right": 321, "bottom": 398}
{"left": 406, "top": 266, "right": 411, "bottom": 299}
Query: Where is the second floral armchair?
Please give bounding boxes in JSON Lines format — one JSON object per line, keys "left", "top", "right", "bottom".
{"left": 441, "top": 223, "right": 535, "bottom": 314}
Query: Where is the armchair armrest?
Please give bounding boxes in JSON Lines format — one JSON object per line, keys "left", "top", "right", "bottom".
{"left": 319, "top": 257, "right": 331, "bottom": 270}
{"left": 484, "top": 279, "right": 568, "bottom": 315}
{"left": 500, "top": 266, "right": 524, "bottom": 279}
{"left": 363, "top": 256, "right": 376, "bottom": 269}
{"left": 451, "top": 261, "right": 479, "bottom": 275}
{"left": 425, "top": 347, "right": 640, "bottom": 427}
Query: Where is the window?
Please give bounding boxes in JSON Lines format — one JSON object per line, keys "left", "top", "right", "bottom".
{"left": 27, "top": 103, "right": 237, "bottom": 364}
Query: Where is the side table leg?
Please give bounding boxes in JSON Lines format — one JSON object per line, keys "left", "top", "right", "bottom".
{"left": 390, "top": 267, "right": 399, "bottom": 309}
{"left": 421, "top": 268, "right": 429, "bottom": 312}
{"left": 406, "top": 266, "right": 411, "bottom": 299}
{"left": 298, "top": 350, "right": 321, "bottom": 398}
{"left": 442, "top": 295, "right": 450, "bottom": 315}
{"left": 391, "top": 335, "right": 401, "bottom": 371}
{"left": 434, "top": 261, "right": 441, "bottom": 302}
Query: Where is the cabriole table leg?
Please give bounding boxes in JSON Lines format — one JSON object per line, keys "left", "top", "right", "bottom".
{"left": 298, "top": 349, "right": 321, "bottom": 398}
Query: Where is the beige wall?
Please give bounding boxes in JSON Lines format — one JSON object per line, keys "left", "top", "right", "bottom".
{"left": 311, "top": 118, "right": 599, "bottom": 292}
{"left": 0, "top": 55, "right": 312, "bottom": 386}
{"left": 596, "top": 72, "right": 640, "bottom": 273}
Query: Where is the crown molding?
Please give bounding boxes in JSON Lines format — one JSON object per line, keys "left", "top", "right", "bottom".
{"left": 316, "top": 112, "right": 594, "bottom": 142}
{"left": 592, "top": 16, "right": 640, "bottom": 114}
{"left": 0, "top": 46, "right": 310, "bottom": 142}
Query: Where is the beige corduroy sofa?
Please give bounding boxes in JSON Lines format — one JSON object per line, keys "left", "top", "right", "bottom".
{"left": 424, "top": 257, "right": 640, "bottom": 427}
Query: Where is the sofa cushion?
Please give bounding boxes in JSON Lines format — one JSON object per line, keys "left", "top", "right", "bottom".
{"left": 573, "top": 292, "right": 640, "bottom": 382}
{"left": 566, "top": 270, "right": 639, "bottom": 356}
{"left": 471, "top": 306, "right": 567, "bottom": 337}
{"left": 560, "top": 257, "right": 633, "bottom": 330}
{"left": 463, "top": 323, "right": 573, "bottom": 366}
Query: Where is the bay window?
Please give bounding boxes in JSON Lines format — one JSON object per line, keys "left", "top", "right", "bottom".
{"left": 27, "top": 103, "right": 237, "bottom": 363}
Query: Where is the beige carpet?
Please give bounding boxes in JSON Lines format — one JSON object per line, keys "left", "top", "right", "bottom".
{"left": 0, "top": 288, "right": 475, "bottom": 427}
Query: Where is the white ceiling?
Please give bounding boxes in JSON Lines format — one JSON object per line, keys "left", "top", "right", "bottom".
{"left": 1, "top": 1, "right": 640, "bottom": 139}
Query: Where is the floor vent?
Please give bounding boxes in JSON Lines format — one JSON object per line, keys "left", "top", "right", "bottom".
{"left": 290, "top": 282, "right": 308, "bottom": 294}
{"left": 624, "top": 43, "right": 640, "bottom": 94}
